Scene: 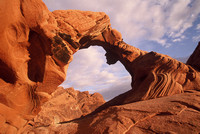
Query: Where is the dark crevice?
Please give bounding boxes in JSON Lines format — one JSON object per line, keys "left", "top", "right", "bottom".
{"left": 79, "top": 36, "right": 92, "bottom": 45}
{"left": 59, "top": 115, "right": 87, "bottom": 124}
{"left": 58, "top": 32, "right": 81, "bottom": 49}
{"left": 20, "top": 0, "right": 25, "bottom": 17}
{"left": 27, "top": 30, "right": 46, "bottom": 82}
{"left": 137, "top": 126, "right": 160, "bottom": 134}
{"left": 0, "top": 59, "right": 17, "bottom": 84}
{"left": 5, "top": 121, "right": 10, "bottom": 125}
{"left": 28, "top": 123, "right": 34, "bottom": 126}
{"left": 156, "top": 112, "right": 174, "bottom": 116}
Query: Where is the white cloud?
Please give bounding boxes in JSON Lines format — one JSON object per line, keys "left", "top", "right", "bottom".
{"left": 91, "top": 76, "right": 132, "bottom": 101}
{"left": 193, "top": 35, "right": 200, "bottom": 42}
{"left": 172, "top": 38, "right": 181, "bottom": 42}
{"left": 197, "top": 23, "right": 200, "bottom": 30}
{"left": 60, "top": 46, "right": 131, "bottom": 99}
{"left": 61, "top": 47, "right": 106, "bottom": 88}
{"left": 43, "top": 0, "right": 200, "bottom": 47}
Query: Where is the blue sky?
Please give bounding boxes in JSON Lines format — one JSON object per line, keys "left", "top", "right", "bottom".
{"left": 43, "top": 0, "right": 200, "bottom": 100}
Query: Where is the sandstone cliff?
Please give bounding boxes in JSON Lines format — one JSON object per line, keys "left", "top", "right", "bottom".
{"left": 0, "top": 0, "right": 110, "bottom": 132}
{"left": 0, "top": 0, "right": 200, "bottom": 133}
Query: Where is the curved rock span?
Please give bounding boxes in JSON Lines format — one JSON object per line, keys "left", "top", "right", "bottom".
{"left": 0, "top": 0, "right": 200, "bottom": 133}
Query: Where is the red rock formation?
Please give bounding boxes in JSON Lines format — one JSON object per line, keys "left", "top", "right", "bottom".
{"left": 0, "top": 0, "right": 109, "bottom": 133}
{"left": 28, "top": 87, "right": 105, "bottom": 128}
{"left": 24, "top": 90, "right": 200, "bottom": 134}
{"left": 23, "top": 25, "right": 200, "bottom": 134}
{"left": 82, "top": 28, "right": 200, "bottom": 110}
{"left": 1, "top": 0, "right": 200, "bottom": 133}
{"left": 187, "top": 41, "right": 200, "bottom": 71}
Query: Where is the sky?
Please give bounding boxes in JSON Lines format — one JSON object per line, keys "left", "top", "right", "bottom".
{"left": 43, "top": 0, "right": 200, "bottom": 101}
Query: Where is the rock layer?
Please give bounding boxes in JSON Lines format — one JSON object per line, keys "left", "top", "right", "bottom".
{"left": 83, "top": 28, "right": 200, "bottom": 111}
{"left": 24, "top": 90, "right": 200, "bottom": 134}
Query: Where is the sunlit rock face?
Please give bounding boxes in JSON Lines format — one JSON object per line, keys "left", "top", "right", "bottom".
{"left": 0, "top": 0, "right": 110, "bottom": 132}
{"left": 0, "top": 0, "right": 200, "bottom": 133}
{"left": 85, "top": 28, "right": 200, "bottom": 107}
{"left": 30, "top": 87, "right": 105, "bottom": 127}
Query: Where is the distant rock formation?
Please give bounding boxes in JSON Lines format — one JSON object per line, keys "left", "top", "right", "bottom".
{"left": 0, "top": 0, "right": 200, "bottom": 133}
{"left": 187, "top": 42, "right": 200, "bottom": 71}
{"left": 27, "top": 87, "right": 105, "bottom": 129}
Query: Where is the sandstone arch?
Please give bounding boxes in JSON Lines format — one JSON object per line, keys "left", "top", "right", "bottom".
{"left": 79, "top": 28, "right": 200, "bottom": 113}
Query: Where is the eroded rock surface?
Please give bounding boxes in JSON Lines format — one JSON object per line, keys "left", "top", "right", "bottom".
{"left": 23, "top": 90, "right": 200, "bottom": 134}
{"left": 27, "top": 87, "right": 105, "bottom": 128}
{"left": 0, "top": 0, "right": 109, "bottom": 133}
{"left": 79, "top": 28, "right": 200, "bottom": 114}
{"left": 0, "top": 0, "right": 200, "bottom": 133}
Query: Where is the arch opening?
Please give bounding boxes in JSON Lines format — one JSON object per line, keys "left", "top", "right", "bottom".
{"left": 60, "top": 46, "right": 131, "bottom": 101}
